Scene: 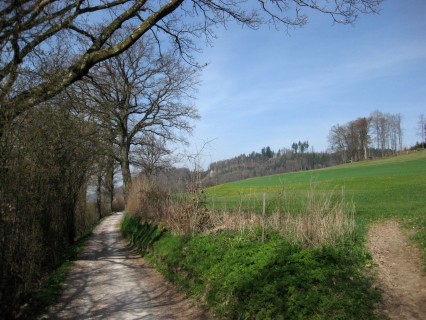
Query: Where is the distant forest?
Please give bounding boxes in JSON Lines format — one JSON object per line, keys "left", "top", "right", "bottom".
{"left": 202, "top": 146, "right": 337, "bottom": 187}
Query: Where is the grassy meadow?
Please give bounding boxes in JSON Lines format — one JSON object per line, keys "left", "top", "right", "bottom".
{"left": 205, "top": 151, "right": 426, "bottom": 222}
{"left": 205, "top": 150, "right": 426, "bottom": 256}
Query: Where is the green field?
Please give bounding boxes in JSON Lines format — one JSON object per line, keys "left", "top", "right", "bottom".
{"left": 206, "top": 151, "right": 426, "bottom": 220}
{"left": 205, "top": 150, "right": 426, "bottom": 255}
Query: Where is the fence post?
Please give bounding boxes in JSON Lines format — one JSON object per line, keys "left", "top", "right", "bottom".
{"left": 262, "top": 192, "right": 266, "bottom": 243}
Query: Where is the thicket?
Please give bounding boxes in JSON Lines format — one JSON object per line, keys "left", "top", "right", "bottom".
{"left": 0, "top": 104, "right": 101, "bottom": 318}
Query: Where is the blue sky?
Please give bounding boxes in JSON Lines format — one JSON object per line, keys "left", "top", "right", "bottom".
{"left": 183, "top": 0, "right": 426, "bottom": 167}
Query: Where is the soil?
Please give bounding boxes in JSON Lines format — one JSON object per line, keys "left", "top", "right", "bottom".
{"left": 44, "top": 212, "right": 210, "bottom": 320}
{"left": 367, "top": 220, "right": 426, "bottom": 319}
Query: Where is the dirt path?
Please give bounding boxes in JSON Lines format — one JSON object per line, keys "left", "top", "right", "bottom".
{"left": 367, "top": 220, "right": 426, "bottom": 319}
{"left": 46, "top": 212, "right": 210, "bottom": 320}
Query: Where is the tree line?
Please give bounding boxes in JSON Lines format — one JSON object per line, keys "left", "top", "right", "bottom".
{"left": 328, "top": 110, "right": 403, "bottom": 162}
{"left": 204, "top": 145, "right": 340, "bottom": 186}
{"left": 205, "top": 108, "right": 425, "bottom": 187}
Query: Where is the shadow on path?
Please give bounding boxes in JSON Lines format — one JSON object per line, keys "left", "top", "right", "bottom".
{"left": 47, "top": 213, "right": 210, "bottom": 320}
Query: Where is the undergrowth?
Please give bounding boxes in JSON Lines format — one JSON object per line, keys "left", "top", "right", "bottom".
{"left": 121, "top": 213, "right": 380, "bottom": 319}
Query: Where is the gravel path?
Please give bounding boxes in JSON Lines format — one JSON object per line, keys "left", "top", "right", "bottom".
{"left": 46, "top": 212, "right": 210, "bottom": 320}
{"left": 367, "top": 220, "right": 426, "bottom": 319}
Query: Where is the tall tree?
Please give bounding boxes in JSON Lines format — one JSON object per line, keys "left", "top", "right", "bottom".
{"left": 291, "top": 142, "right": 298, "bottom": 154}
{"left": 131, "top": 133, "right": 174, "bottom": 180}
{"left": 328, "top": 124, "right": 349, "bottom": 162}
{"left": 78, "top": 38, "right": 199, "bottom": 197}
{"left": 388, "top": 113, "right": 403, "bottom": 153}
{"left": 354, "top": 117, "right": 370, "bottom": 160}
{"left": 369, "top": 110, "right": 403, "bottom": 156}
{"left": 418, "top": 114, "right": 426, "bottom": 148}
{"left": 329, "top": 119, "right": 369, "bottom": 162}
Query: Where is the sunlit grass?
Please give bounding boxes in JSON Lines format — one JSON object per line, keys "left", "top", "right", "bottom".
{"left": 205, "top": 151, "right": 426, "bottom": 219}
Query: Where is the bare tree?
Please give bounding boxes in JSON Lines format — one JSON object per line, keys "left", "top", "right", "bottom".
{"left": 370, "top": 110, "right": 391, "bottom": 157}
{"left": 418, "top": 114, "right": 426, "bottom": 149}
{"left": 328, "top": 117, "right": 370, "bottom": 162}
{"left": 77, "top": 38, "right": 199, "bottom": 197}
{"left": 0, "top": 0, "right": 383, "bottom": 136}
{"left": 131, "top": 133, "right": 174, "bottom": 180}
{"left": 395, "top": 113, "right": 403, "bottom": 151}
{"left": 388, "top": 113, "right": 403, "bottom": 153}
{"left": 328, "top": 124, "right": 349, "bottom": 162}
{"left": 354, "top": 117, "right": 370, "bottom": 160}
{"left": 369, "top": 110, "right": 403, "bottom": 156}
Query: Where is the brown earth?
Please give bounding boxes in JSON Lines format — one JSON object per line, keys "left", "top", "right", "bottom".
{"left": 367, "top": 220, "right": 426, "bottom": 319}
{"left": 44, "top": 212, "right": 210, "bottom": 320}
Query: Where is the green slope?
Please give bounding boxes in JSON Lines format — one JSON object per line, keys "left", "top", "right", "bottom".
{"left": 206, "top": 151, "right": 426, "bottom": 220}
{"left": 206, "top": 151, "right": 426, "bottom": 256}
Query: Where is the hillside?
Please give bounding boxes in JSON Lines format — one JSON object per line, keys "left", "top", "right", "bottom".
{"left": 201, "top": 145, "right": 414, "bottom": 188}
{"left": 205, "top": 150, "right": 426, "bottom": 221}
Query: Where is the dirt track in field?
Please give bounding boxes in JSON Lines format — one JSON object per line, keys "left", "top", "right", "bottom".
{"left": 45, "top": 212, "right": 210, "bottom": 320}
{"left": 367, "top": 220, "right": 426, "bottom": 319}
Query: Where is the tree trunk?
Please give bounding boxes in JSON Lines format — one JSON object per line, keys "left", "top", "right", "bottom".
{"left": 120, "top": 143, "right": 132, "bottom": 203}
{"left": 96, "top": 172, "right": 102, "bottom": 219}
{"left": 105, "top": 158, "right": 115, "bottom": 212}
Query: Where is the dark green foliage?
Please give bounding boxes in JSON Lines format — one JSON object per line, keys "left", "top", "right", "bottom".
{"left": 121, "top": 214, "right": 380, "bottom": 319}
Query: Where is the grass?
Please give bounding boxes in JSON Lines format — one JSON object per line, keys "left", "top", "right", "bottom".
{"left": 121, "top": 214, "right": 380, "bottom": 319}
{"left": 206, "top": 151, "right": 426, "bottom": 230}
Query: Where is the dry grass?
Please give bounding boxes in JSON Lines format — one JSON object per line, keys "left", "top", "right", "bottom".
{"left": 277, "top": 189, "right": 355, "bottom": 246}
{"left": 206, "top": 189, "right": 355, "bottom": 246}
{"left": 126, "top": 176, "right": 355, "bottom": 247}
{"left": 127, "top": 175, "right": 213, "bottom": 234}
{"left": 112, "top": 195, "right": 125, "bottom": 212}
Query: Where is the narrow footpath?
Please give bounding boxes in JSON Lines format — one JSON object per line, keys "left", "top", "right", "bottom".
{"left": 367, "top": 220, "right": 426, "bottom": 319}
{"left": 46, "top": 212, "right": 210, "bottom": 320}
